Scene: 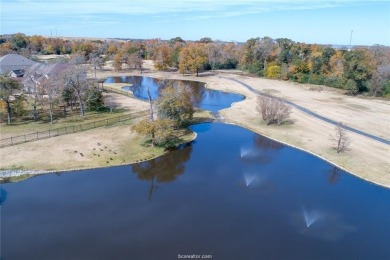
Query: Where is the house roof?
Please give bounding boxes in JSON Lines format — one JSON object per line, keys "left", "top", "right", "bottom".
{"left": 9, "top": 69, "right": 25, "bottom": 76}
{"left": 21, "top": 62, "right": 71, "bottom": 90}
{"left": 0, "top": 54, "right": 37, "bottom": 75}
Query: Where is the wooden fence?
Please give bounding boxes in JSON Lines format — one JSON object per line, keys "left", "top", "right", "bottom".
{"left": 0, "top": 110, "right": 149, "bottom": 148}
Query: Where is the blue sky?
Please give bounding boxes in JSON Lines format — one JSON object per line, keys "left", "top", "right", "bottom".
{"left": 1, "top": 0, "right": 389, "bottom": 45}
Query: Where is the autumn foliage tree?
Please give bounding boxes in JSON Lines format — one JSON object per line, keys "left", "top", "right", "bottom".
{"left": 132, "top": 82, "right": 195, "bottom": 146}
{"left": 156, "top": 83, "right": 194, "bottom": 127}
{"left": 179, "top": 43, "right": 208, "bottom": 76}
{"left": 153, "top": 44, "right": 172, "bottom": 71}
{"left": 132, "top": 118, "right": 175, "bottom": 146}
{"left": 113, "top": 53, "right": 123, "bottom": 72}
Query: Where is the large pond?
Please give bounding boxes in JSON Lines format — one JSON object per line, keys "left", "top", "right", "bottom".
{"left": 1, "top": 123, "right": 390, "bottom": 259}
{"left": 104, "top": 76, "right": 245, "bottom": 112}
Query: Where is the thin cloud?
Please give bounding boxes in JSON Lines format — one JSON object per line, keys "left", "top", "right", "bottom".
{"left": 2, "top": 0, "right": 372, "bottom": 19}
{"left": 2, "top": 0, "right": 386, "bottom": 45}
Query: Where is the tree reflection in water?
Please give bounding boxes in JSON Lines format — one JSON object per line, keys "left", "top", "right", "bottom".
{"left": 254, "top": 135, "right": 284, "bottom": 151}
{"left": 131, "top": 143, "right": 193, "bottom": 201}
{"left": 0, "top": 188, "right": 7, "bottom": 206}
{"left": 327, "top": 166, "right": 343, "bottom": 184}
{"left": 241, "top": 135, "right": 284, "bottom": 164}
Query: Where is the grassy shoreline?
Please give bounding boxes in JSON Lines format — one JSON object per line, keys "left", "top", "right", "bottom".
{"left": 0, "top": 109, "right": 213, "bottom": 183}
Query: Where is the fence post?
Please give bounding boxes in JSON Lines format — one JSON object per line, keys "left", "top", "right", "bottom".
{"left": 106, "top": 118, "right": 109, "bottom": 126}
{"left": 73, "top": 125, "right": 75, "bottom": 133}
{"left": 37, "top": 131, "right": 39, "bottom": 140}
{"left": 94, "top": 121, "right": 96, "bottom": 128}
{"left": 80, "top": 124, "right": 83, "bottom": 131}
{"left": 57, "top": 128, "right": 59, "bottom": 136}
{"left": 49, "top": 130, "right": 51, "bottom": 137}
{"left": 10, "top": 136, "right": 13, "bottom": 146}
{"left": 24, "top": 134, "right": 26, "bottom": 142}
{"left": 65, "top": 126, "right": 67, "bottom": 134}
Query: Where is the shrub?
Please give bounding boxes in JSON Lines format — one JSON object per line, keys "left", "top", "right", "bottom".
{"left": 265, "top": 65, "right": 281, "bottom": 79}
{"left": 344, "top": 79, "right": 359, "bottom": 95}
{"left": 257, "top": 95, "right": 292, "bottom": 125}
{"left": 85, "top": 88, "right": 104, "bottom": 111}
{"left": 324, "top": 76, "right": 343, "bottom": 88}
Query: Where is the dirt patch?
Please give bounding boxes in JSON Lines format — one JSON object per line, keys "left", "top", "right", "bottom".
{"left": 346, "top": 103, "right": 371, "bottom": 111}
{"left": 263, "top": 88, "right": 281, "bottom": 94}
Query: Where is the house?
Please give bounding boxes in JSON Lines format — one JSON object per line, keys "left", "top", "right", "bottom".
{"left": 0, "top": 54, "right": 37, "bottom": 75}
{"left": 0, "top": 53, "right": 70, "bottom": 93}
{"left": 8, "top": 69, "right": 25, "bottom": 78}
{"left": 21, "top": 62, "right": 71, "bottom": 93}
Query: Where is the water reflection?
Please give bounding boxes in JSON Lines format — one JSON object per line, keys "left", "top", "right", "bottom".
{"left": 327, "top": 166, "right": 343, "bottom": 184}
{"left": 2, "top": 123, "right": 390, "bottom": 259}
{"left": 254, "top": 135, "right": 284, "bottom": 150}
{"left": 0, "top": 188, "right": 7, "bottom": 206}
{"left": 131, "top": 143, "right": 192, "bottom": 201}
{"left": 240, "top": 135, "right": 283, "bottom": 164}
{"left": 105, "top": 76, "right": 244, "bottom": 112}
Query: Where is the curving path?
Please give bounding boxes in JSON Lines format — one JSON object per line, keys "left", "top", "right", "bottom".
{"left": 220, "top": 76, "right": 390, "bottom": 146}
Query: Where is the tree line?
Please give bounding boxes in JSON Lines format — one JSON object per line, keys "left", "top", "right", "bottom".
{"left": 1, "top": 33, "right": 389, "bottom": 97}
{"left": 0, "top": 66, "right": 105, "bottom": 124}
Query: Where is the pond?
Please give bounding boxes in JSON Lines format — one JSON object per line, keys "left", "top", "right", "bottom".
{"left": 104, "top": 76, "right": 245, "bottom": 112}
{"left": 1, "top": 123, "right": 390, "bottom": 259}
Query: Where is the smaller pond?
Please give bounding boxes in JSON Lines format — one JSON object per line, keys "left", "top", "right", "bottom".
{"left": 104, "top": 76, "right": 245, "bottom": 112}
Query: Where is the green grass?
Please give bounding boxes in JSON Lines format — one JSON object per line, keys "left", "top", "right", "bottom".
{"left": 0, "top": 110, "right": 129, "bottom": 139}
{"left": 192, "top": 109, "right": 215, "bottom": 123}
{"left": 0, "top": 174, "right": 36, "bottom": 184}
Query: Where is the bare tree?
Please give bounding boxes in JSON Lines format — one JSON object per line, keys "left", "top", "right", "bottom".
{"left": 30, "top": 82, "right": 44, "bottom": 121}
{"left": 254, "top": 36, "right": 274, "bottom": 71}
{"left": 330, "top": 122, "right": 351, "bottom": 153}
{"left": 69, "top": 52, "right": 86, "bottom": 65}
{"left": 61, "top": 67, "right": 90, "bottom": 116}
{"left": 257, "top": 95, "right": 291, "bottom": 125}
{"left": 89, "top": 53, "right": 104, "bottom": 79}
{"left": 127, "top": 52, "right": 143, "bottom": 73}
{"left": 42, "top": 75, "right": 60, "bottom": 124}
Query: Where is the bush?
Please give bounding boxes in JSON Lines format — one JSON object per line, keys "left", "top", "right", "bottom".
{"left": 324, "top": 76, "right": 343, "bottom": 89}
{"left": 344, "top": 79, "right": 359, "bottom": 95}
{"left": 211, "top": 59, "right": 238, "bottom": 70}
{"left": 308, "top": 74, "right": 326, "bottom": 85}
{"left": 383, "top": 81, "right": 390, "bottom": 97}
{"left": 85, "top": 88, "right": 104, "bottom": 111}
{"left": 294, "top": 73, "right": 310, "bottom": 84}
{"left": 257, "top": 95, "right": 292, "bottom": 125}
{"left": 265, "top": 65, "right": 281, "bottom": 79}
